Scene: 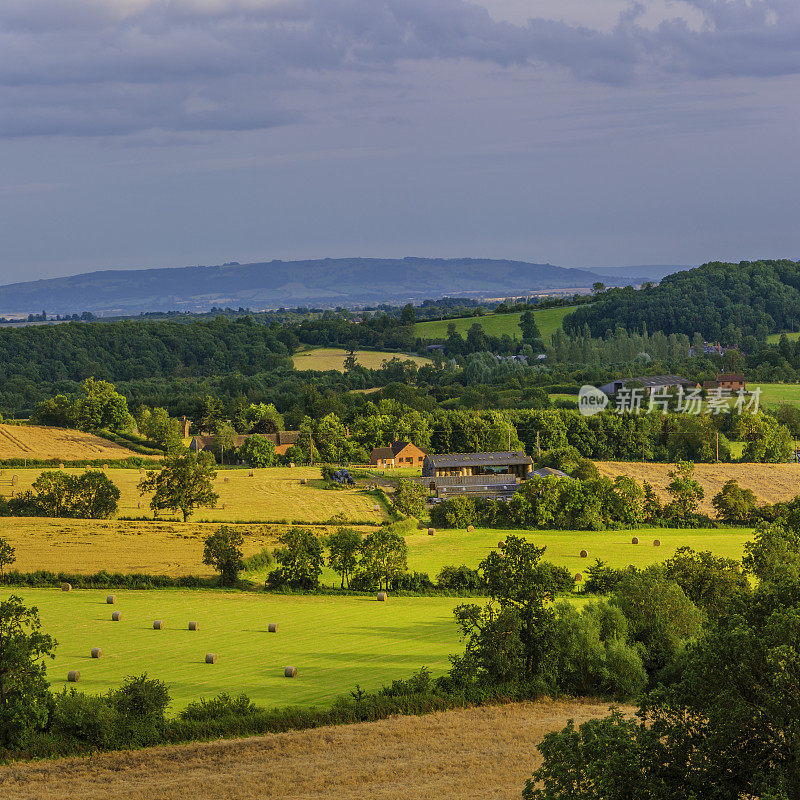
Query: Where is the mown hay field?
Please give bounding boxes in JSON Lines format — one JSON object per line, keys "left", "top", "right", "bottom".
{"left": 0, "top": 589, "right": 463, "bottom": 710}
{"left": 0, "top": 466, "right": 388, "bottom": 525}
{"left": 595, "top": 460, "right": 800, "bottom": 515}
{"left": 292, "top": 347, "right": 431, "bottom": 372}
{"left": 0, "top": 424, "right": 143, "bottom": 461}
{"left": 750, "top": 382, "right": 800, "bottom": 407}
{"left": 414, "top": 305, "right": 577, "bottom": 342}
{"left": 405, "top": 526, "right": 752, "bottom": 576}
{"left": 0, "top": 699, "right": 624, "bottom": 800}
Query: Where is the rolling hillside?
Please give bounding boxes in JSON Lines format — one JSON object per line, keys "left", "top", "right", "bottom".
{"left": 0, "top": 424, "right": 144, "bottom": 461}
{"left": 0, "top": 258, "right": 606, "bottom": 315}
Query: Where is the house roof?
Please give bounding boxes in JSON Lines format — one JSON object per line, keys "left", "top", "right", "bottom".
{"left": 533, "top": 467, "right": 568, "bottom": 478}
{"left": 371, "top": 447, "right": 395, "bottom": 461}
{"left": 715, "top": 373, "right": 745, "bottom": 381}
{"left": 425, "top": 451, "right": 533, "bottom": 468}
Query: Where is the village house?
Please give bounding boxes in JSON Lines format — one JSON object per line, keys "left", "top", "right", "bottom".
{"left": 190, "top": 429, "right": 301, "bottom": 457}
{"left": 702, "top": 372, "right": 746, "bottom": 392}
{"left": 369, "top": 440, "right": 427, "bottom": 467}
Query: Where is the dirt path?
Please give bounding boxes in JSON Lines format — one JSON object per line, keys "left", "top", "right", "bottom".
{"left": 0, "top": 699, "right": 623, "bottom": 800}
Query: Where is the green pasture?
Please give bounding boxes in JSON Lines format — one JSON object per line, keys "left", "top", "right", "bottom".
{"left": 5, "top": 589, "right": 463, "bottom": 711}
{"left": 404, "top": 527, "right": 753, "bottom": 577}
{"left": 414, "top": 305, "right": 577, "bottom": 342}
{"left": 750, "top": 383, "right": 800, "bottom": 407}
{"left": 766, "top": 331, "right": 800, "bottom": 343}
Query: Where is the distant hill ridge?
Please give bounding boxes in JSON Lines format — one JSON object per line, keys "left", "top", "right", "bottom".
{"left": 0, "top": 257, "right": 609, "bottom": 315}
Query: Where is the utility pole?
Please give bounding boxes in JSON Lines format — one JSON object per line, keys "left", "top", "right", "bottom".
{"left": 716, "top": 431, "right": 719, "bottom": 462}
{"left": 536, "top": 430, "right": 541, "bottom": 459}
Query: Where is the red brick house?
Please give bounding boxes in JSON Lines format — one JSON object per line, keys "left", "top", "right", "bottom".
{"left": 702, "top": 373, "right": 746, "bottom": 392}
{"left": 370, "top": 441, "right": 427, "bottom": 468}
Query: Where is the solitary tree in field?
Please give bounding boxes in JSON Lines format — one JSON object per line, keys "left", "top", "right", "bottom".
{"left": 138, "top": 452, "right": 218, "bottom": 522}
{"left": 0, "top": 537, "right": 15, "bottom": 579}
{"left": 203, "top": 526, "right": 244, "bottom": 586}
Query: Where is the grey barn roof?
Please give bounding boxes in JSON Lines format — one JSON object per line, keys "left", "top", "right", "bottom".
{"left": 425, "top": 451, "right": 533, "bottom": 468}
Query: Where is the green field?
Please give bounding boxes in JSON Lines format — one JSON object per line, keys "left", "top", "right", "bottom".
{"left": 4, "top": 589, "right": 462, "bottom": 711}
{"left": 292, "top": 347, "right": 430, "bottom": 372}
{"left": 751, "top": 383, "right": 800, "bottom": 407}
{"left": 414, "top": 306, "right": 578, "bottom": 343}
{"left": 404, "top": 527, "right": 752, "bottom": 577}
{"left": 766, "top": 331, "right": 800, "bottom": 343}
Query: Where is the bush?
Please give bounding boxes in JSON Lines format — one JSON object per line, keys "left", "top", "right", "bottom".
{"left": 583, "top": 559, "right": 627, "bottom": 595}
{"left": 179, "top": 692, "right": 258, "bottom": 722}
{"left": 49, "top": 689, "right": 117, "bottom": 749}
{"left": 436, "top": 564, "right": 484, "bottom": 592}
{"left": 109, "top": 674, "right": 170, "bottom": 747}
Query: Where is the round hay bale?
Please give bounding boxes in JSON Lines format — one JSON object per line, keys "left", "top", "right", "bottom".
{"left": 61, "top": 583, "right": 72, "bottom": 592}
{"left": 300, "top": 478, "right": 307, "bottom": 485}
{"left": 67, "top": 670, "right": 80, "bottom": 683}
{"left": 268, "top": 623, "right": 279, "bottom": 633}
{"left": 631, "top": 537, "right": 640, "bottom": 545}
{"left": 498, "top": 540, "right": 506, "bottom": 549}
{"left": 106, "top": 595, "right": 116, "bottom": 604}
{"left": 377, "top": 591, "right": 387, "bottom": 602}
{"left": 289, "top": 462, "right": 295, "bottom": 468}
{"left": 427, "top": 527, "right": 435, "bottom": 536}
{"left": 574, "top": 573, "right": 583, "bottom": 582}
{"left": 579, "top": 549, "right": 588, "bottom": 558}
{"left": 91, "top": 647, "right": 103, "bottom": 659}
{"left": 112, "top": 611, "right": 122, "bottom": 621}
{"left": 284, "top": 666, "right": 298, "bottom": 678}
{"left": 188, "top": 621, "right": 199, "bottom": 631}
{"left": 153, "top": 620, "right": 164, "bottom": 630}
{"left": 102, "top": 463, "right": 108, "bottom": 469}
{"left": 248, "top": 470, "right": 254, "bottom": 477}
{"left": 223, "top": 476, "right": 230, "bottom": 483}
{"left": 373, "top": 504, "right": 379, "bottom": 512}
{"left": 205, "top": 653, "right": 217, "bottom": 664}
{"left": 59, "top": 463, "right": 65, "bottom": 469}
{"left": 467, "top": 525, "right": 474, "bottom": 532}
{"left": 653, "top": 539, "right": 661, "bottom": 547}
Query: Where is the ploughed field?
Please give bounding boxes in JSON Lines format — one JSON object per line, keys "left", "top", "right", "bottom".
{"left": 0, "top": 699, "right": 625, "bottom": 800}
{"left": 0, "top": 423, "right": 144, "bottom": 461}
{"left": 0, "top": 466, "right": 388, "bottom": 525}
{"left": 0, "top": 589, "right": 462, "bottom": 711}
{"left": 595, "top": 461, "right": 800, "bottom": 515}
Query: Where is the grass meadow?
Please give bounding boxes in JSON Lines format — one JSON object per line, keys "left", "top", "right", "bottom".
{"left": 0, "top": 466, "right": 388, "bottom": 525}
{"left": 292, "top": 347, "right": 431, "bottom": 372}
{"left": 3, "top": 589, "right": 463, "bottom": 710}
{"left": 751, "top": 382, "right": 800, "bottom": 407}
{"left": 413, "top": 305, "right": 577, "bottom": 342}
{"left": 404, "top": 526, "right": 752, "bottom": 577}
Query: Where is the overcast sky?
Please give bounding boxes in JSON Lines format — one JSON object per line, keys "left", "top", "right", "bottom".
{"left": 1, "top": 0, "right": 799, "bottom": 283}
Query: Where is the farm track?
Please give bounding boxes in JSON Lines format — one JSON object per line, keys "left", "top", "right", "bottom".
{"left": 0, "top": 699, "right": 624, "bottom": 800}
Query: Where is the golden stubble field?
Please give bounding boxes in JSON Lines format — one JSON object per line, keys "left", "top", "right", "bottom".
{"left": 0, "top": 424, "right": 143, "bottom": 461}
{"left": 0, "top": 466, "right": 388, "bottom": 524}
{"left": 596, "top": 461, "right": 800, "bottom": 514}
{"left": 0, "top": 699, "right": 625, "bottom": 800}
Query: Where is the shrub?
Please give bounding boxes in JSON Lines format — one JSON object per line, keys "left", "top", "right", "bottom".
{"left": 179, "top": 693, "right": 258, "bottom": 722}
{"left": 108, "top": 674, "right": 170, "bottom": 747}
{"left": 436, "top": 564, "right": 483, "bottom": 592}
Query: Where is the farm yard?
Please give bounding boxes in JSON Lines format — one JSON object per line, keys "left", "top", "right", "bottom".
{"left": 0, "top": 699, "right": 624, "bottom": 800}
{"left": 595, "top": 460, "right": 800, "bottom": 515}
{"left": 292, "top": 347, "right": 431, "bottom": 372}
{"left": 0, "top": 466, "right": 389, "bottom": 525}
{"left": 413, "top": 305, "right": 577, "bottom": 342}
{"left": 4, "top": 589, "right": 463, "bottom": 710}
{"left": 0, "top": 423, "right": 144, "bottom": 461}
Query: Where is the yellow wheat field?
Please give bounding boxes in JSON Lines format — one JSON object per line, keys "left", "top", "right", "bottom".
{"left": 0, "top": 699, "right": 625, "bottom": 800}
{"left": 0, "top": 424, "right": 143, "bottom": 461}
{"left": 0, "top": 466, "right": 388, "bottom": 525}
{"left": 596, "top": 461, "right": 800, "bottom": 514}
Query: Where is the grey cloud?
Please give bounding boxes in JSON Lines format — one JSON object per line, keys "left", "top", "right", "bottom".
{"left": 0, "top": 0, "right": 799, "bottom": 137}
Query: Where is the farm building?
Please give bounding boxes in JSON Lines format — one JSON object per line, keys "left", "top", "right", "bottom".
{"left": 424, "top": 474, "right": 521, "bottom": 501}
{"left": 422, "top": 451, "right": 533, "bottom": 479}
{"left": 370, "top": 441, "right": 427, "bottom": 467}
{"left": 599, "top": 374, "right": 698, "bottom": 397}
{"left": 702, "top": 373, "right": 746, "bottom": 391}
{"left": 532, "top": 467, "right": 568, "bottom": 478}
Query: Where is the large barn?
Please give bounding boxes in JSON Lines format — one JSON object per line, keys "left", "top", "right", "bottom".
{"left": 422, "top": 451, "right": 533, "bottom": 479}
